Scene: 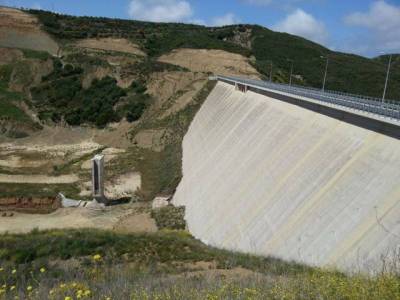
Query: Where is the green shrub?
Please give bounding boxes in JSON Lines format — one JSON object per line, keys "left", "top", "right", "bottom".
{"left": 0, "top": 64, "right": 13, "bottom": 85}
{"left": 118, "top": 93, "right": 149, "bottom": 122}
{"left": 130, "top": 80, "right": 147, "bottom": 94}
{"left": 151, "top": 205, "right": 186, "bottom": 230}
{"left": 31, "top": 61, "right": 128, "bottom": 127}
{"left": 21, "top": 49, "right": 51, "bottom": 60}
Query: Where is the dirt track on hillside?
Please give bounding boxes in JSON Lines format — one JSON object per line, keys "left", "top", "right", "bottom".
{"left": 75, "top": 38, "right": 145, "bottom": 56}
{"left": 0, "top": 174, "right": 79, "bottom": 184}
{"left": 0, "top": 203, "right": 157, "bottom": 234}
{"left": 158, "top": 48, "right": 260, "bottom": 78}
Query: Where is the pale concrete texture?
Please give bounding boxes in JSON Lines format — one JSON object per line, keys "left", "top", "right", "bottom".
{"left": 173, "top": 81, "right": 400, "bottom": 272}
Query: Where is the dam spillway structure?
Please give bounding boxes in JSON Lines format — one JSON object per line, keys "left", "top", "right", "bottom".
{"left": 173, "top": 77, "right": 400, "bottom": 272}
{"left": 92, "top": 154, "right": 106, "bottom": 204}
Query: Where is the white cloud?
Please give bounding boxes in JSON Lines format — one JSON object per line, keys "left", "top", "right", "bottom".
{"left": 272, "top": 9, "right": 328, "bottom": 44}
{"left": 241, "top": 0, "right": 322, "bottom": 7}
{"left": 212, "top": 13, "right": 241, "bottom": 27}
{"left": 344, "top": 0, "right": 400, "bottom": 54}
{"left": 128, "top": 0, "right": 193, "bottom": 23}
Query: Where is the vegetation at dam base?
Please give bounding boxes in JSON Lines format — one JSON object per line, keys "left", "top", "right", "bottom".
{"left": 0, "top": 228, "right": 399, "bottom": 299}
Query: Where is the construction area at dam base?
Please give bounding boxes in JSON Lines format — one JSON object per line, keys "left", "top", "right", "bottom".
{"left": 173, "top": 80, "right": 400, "bottom": 273}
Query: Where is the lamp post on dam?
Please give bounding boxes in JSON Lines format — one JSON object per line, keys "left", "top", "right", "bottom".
{"left": 287, "top": 59, "right": 294, "bottom": 86}
{"left": 321, "top": 55, "right": 329, "bottom": 92}
{"left": 381, "top": 53, "right": 392, "bottom": 104}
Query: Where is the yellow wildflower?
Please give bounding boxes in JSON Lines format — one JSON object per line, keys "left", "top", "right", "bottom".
{"left": 27, "top": 286, "right": 33, "bottom": 292}
{"left": 93, "top": 254, "right": 102, "bottom": 261}
{"left": 2, "top": 284, "right": 6, "bottom": 288}
{"left": 40, "top": 267, "right": 46, "bottom": 273}
{"left": 11, "top": 269, "right": 17, "bottom": 274}
{"left": 84, "top": 289, "right": 91, "bottom": 296}
{"left": 60, "top": 283, "right": 67, "bottom": 288}
{"left": 65, "top": 297, "right": 72, "bottom": 300}
{"left": 0, "top": 267, "right": 3, "bottom": 272}
{"left": 10, "top": 285, "right": 16, "bottom": 291}
{"left": 0, "top": 288, "right": 5, "bottom": 295}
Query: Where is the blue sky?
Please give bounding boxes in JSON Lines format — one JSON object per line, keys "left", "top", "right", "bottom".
{"left": 1, "top": 0, "right": 400, "bottom": 57}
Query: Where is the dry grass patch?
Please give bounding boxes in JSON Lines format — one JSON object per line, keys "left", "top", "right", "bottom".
{"left": 158, "top": 48, "right": 260, "bottom": 78}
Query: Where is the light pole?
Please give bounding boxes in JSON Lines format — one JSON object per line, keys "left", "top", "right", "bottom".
{"left": 382, "top": 53, "right": 392, "bottom": 103}
{"left": 287, "top": 59, "right": 294, "bottom": 86}
{"left": 269, "top": 61, "right": 273, "bottom": 82}
{"left": 321, "top": 55, "right": 329, "bottom": 92}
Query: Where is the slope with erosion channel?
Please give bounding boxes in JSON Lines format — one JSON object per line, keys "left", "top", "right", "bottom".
{"left": 173, "top": 81, "right": 400, "bottom": 272}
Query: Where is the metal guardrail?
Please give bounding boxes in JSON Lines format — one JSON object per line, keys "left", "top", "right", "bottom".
{"left": 216, "top": 75, "right": 400, "bottom": 122}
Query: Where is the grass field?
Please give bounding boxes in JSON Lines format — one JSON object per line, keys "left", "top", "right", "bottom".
{"left": 0, "top": 229, "right": 399, "bottom": 299}
{"left": 0, "top": 183, "right": 80, "bottom": 199}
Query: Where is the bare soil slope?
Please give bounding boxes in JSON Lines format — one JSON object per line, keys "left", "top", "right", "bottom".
{"left": 0, "top": 7, "right": 59, "bottom": 54}
{"left": 74, "top": 38, "right": 145, "bottom": 56}
{"left": 147, "top": 71, "right": 208, "bottom": 119}
{"left": 158, "top": 49, "right": 260, "bottom": 78}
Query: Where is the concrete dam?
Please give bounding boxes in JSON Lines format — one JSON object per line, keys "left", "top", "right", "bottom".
{"left": 173, "top": 79, "right": 400, "bottom": 272}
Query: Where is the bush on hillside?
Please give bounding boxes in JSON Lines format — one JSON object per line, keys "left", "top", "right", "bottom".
{"left": 151, "top": 205, "right": 186, "bottom": 230}
{"left": 31, "top": 60, "right": 129, "bottom": 127}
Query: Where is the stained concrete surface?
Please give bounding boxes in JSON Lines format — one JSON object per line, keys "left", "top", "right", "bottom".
{"left": 173, "top": 81, "right": 400, "bottom": 272}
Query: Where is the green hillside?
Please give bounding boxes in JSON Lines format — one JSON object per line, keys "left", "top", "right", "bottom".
{"left": 29, "top": 9, "right": 400, "bottom": 101}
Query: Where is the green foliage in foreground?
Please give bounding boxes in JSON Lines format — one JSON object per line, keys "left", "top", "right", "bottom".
{"left": 0, "top": 229, "right": 399, "bottom": 299}
{"left": 0, "top": 263, "right": 399, "bottom": 300}
{"left": 0, "top": 229, "right": 311, "bottom": 276}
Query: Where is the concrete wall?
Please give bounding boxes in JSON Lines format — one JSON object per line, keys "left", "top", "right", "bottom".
{"left": 173, "top": 81, "right": 400, "bottom": 272}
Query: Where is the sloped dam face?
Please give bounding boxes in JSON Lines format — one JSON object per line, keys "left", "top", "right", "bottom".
{"left": 173, "top": 81, "right": 400, "bottom": 272}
